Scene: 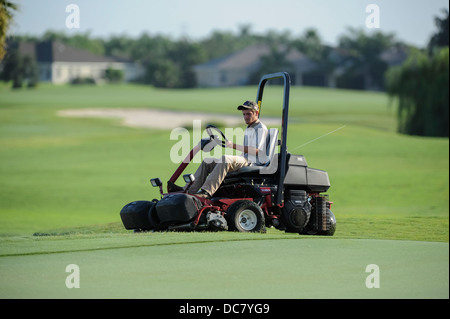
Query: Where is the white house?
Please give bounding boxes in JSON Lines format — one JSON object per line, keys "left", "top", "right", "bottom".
{"left": 19, "top": 41, "right": 143, "bottom": 84}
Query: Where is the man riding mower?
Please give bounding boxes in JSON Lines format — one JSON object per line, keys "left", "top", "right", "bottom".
{"left": 120, "top": 72, "right": 336, "bottom": 236}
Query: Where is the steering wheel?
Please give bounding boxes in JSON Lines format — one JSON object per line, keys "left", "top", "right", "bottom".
{"left": 206, "top": 124, "right": 229, "bottom": 148}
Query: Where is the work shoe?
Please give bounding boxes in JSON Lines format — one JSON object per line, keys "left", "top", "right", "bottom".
{"left": 195, "top": 189, "right": 211, "bottom": 199}
{"left": 167, "top": 181, "right": 184, "bottom": 192}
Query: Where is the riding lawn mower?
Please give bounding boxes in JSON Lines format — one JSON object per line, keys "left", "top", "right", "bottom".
{"left": 120, "top": 72, "right": 336, "bottom": 235}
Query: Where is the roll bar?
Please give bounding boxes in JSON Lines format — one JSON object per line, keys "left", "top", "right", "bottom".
{"left": 256, "top": 72, "right": 291, "bottom": 205}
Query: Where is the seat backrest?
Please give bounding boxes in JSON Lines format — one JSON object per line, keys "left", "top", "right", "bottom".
{"left": 256, "top": 128, "right": 279, "bottom": 166}
{"left": 223, "top": 128, "right": 279, "bottom": 180}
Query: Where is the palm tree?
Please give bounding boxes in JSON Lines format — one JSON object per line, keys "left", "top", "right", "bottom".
{"left": 0, "top": 0, "right": 18, "bottom": 61}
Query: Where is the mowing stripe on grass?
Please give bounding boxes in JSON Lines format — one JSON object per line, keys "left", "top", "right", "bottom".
{"left": 0, "top": 238, "right": 447, "bottom": 299}
{"left": 0, "top": 236, "right": 302, "bottom": 257}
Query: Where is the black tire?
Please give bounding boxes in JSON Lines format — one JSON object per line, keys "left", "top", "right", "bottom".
{"left": 226, "top": 200, "right": 265, "bottom": 233}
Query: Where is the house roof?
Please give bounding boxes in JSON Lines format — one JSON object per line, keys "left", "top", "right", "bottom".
{"left": 19, "top": 41, "right": 127, "bottom": 63}
{"left": 195, "top": 44, "right": 317, "bottom": 72}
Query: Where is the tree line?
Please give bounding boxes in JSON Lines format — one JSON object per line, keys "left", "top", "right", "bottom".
{"left": 0, "top": 1, "right": 448, "bottom": 137}
{"left": 3, "top": 24, "right": 405, "bottom": 89}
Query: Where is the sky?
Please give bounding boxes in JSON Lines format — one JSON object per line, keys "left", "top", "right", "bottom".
{"left": 10, "top": 0, "right": 450, "bottom": 48}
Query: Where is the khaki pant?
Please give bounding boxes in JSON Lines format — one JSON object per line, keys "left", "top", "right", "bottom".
{"left": 185, "top": 155, "right": 248, "bottom": 196}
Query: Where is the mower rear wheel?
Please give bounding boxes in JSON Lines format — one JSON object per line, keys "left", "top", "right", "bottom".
{"left": 226, "top": 200, "right": 265, "bottom": 233}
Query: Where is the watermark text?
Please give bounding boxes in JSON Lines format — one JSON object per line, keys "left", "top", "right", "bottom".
{"left": 65, "top": 264, "right": 80, "bottom": 288}
{"left": 365, "top": 4, "right": 380, "bottom": 29}
{"left": 65, "top": 4, "right": 80, "bottom": 29}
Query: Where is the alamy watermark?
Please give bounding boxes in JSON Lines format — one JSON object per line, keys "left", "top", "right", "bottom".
{"left": 64, "top": 4, "right": 379, "bottom": 30}
{"left": 65, "top": 4, "right": 80, "bottom": 29}
{"left": 365, "top": 264, "right": 380, "bottom": 288}
{"left": 169, "top": 120, "right": 278, "bottom": 174}
{"left": 365, "top": 4, "right": 380, "bottom": 29}
{"left": 65, "top": 264, "right": 80, "bottom": 288}
{"left": 169, "top": 120, "right": 348, "bottom": 176}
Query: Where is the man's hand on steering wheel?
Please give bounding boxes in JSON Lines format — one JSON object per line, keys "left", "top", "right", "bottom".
{"left": 225, "top": 140, "right": 234, "bottom": 148}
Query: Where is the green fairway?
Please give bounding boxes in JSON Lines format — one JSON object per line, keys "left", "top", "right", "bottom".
{"left": 0, "top": 83, "right": 448, "bottom": 299}
{"left": 1, "top": 235, "right": 448, "bottom": 299}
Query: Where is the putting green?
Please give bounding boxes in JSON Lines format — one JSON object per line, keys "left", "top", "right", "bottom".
{"left": 0, "top": 238, "right": 448, "bottom": 299}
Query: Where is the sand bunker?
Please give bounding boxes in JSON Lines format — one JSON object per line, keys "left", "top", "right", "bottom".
{"left": 58, "top": 108, "right": 280, "bottom": 130}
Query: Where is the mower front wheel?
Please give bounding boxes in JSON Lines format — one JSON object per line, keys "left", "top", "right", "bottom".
{"left": 226, "top": 200, "right": 265, "bottom": 233}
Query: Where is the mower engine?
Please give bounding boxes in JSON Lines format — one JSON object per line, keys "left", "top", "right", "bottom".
{"left": 282, "top": 189, "right": 311, "bottom": 233}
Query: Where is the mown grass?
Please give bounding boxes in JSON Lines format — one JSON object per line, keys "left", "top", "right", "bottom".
{"left": 0, "top": 83, "right": 448, "bottom": 300}
{"left": 0, "top": 83, "right": 448, "bottom": 244}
